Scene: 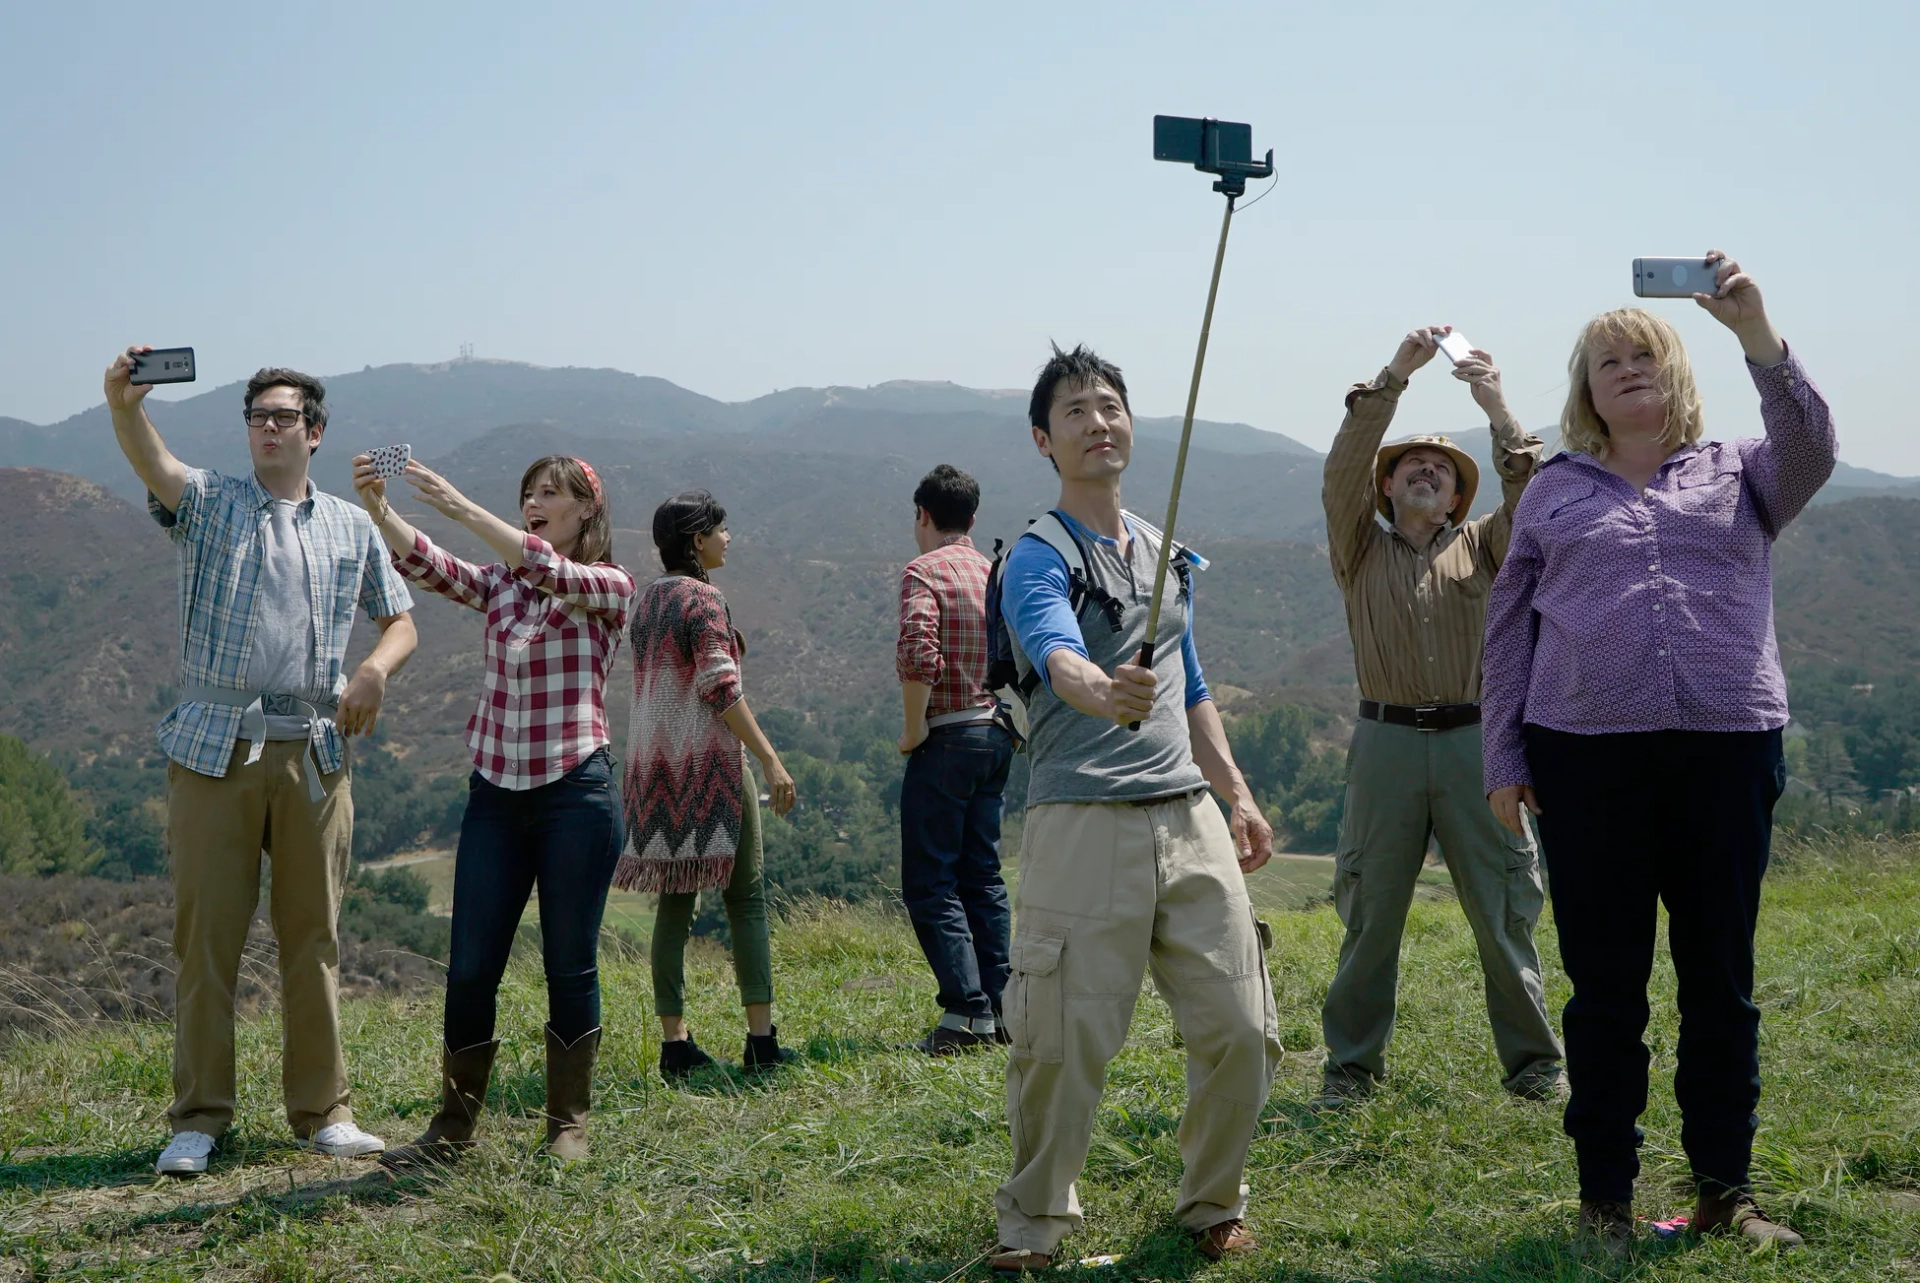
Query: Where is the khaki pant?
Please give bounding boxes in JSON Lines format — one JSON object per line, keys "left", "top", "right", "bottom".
{"left": 166, "top": 741, "right": 355, "bottom": 1138}
{"left": 1322, "top": 718, "right": 1561, "bottom": 1090}
{"left": 996, "top": 792, "right": 1281, "bottom": 1255}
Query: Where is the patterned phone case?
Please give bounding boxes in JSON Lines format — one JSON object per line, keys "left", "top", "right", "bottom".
{"left": 369, "top": 444, "right": 412, "bottom": 479}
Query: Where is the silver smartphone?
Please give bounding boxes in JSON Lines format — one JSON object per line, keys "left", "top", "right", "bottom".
{"left": 1436, "top": 331, "right": 1475, "bottom": 365}
{"left": 1633, "top": 257, "right": 1720, "bottom": 299}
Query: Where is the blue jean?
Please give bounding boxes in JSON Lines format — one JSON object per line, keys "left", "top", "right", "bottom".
{"left": 443, "top": 748, "right": 623, "bottom": 1049}
{"left": 900, "top": 722, "right": 1014, "bottom": 1019}
{"left": 1525, "top": 725, "right": 1785, "bottom": 1202}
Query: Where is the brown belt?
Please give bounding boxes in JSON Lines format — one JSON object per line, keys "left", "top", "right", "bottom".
{"left": 1358, "top": 699, "right": 1481, "bottom": 732}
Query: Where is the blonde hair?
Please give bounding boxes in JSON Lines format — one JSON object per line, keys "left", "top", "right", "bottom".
{"left": 1560, "top": 308, "right": 1704, "bottom": 459}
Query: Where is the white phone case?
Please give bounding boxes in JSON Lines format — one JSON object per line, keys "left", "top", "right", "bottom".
{"left": 369, "top": 443, "right": 412, "bottom": 479}
{"left": 1436, "top": 332, "right": 1474, "bottom": 365}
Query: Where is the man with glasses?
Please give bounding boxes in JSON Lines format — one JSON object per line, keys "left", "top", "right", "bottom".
{"left": 104, "top": 346, "right": 417, "bottom": 1175}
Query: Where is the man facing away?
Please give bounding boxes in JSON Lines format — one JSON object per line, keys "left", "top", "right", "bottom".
{"left": 989, "top": 345, "right": 1282, "bottom": 1272}
{"left": 1315, "top": 326, "right": 1564, "bottom": 1108}
{"left": 104, "top": 346, "right": 417, "bottom": 1175}
{"left": 895, "top": 464, "right": 1018, "bottom": 1055}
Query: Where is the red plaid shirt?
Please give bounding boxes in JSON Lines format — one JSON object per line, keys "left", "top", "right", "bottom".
{"left": 395, "top": 530, "right": 634, "bottom": 789}
{"left": 896, "top": 533, "right": 997, "bottom": 719}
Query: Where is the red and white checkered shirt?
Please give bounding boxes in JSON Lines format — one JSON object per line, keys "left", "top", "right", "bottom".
{"left": 896, "top": 533, "right": 997, "bottom": 719}
{"left": 395, "top": 530, "right": 634, "bottom": 789}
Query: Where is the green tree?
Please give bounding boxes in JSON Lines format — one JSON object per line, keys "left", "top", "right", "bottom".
{"left": 0, "top": 734, "right": 103, "bottom": 876}
{"left": 1805, "top": 732, "right": 1864, "bottom": 811}
{"left": 1226, "top": 703, "right": 1349, "bottom": 852}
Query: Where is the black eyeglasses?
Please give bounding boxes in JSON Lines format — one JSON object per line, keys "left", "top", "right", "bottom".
{"left": 245, "top": 409, "right": 308, "bottom": 430}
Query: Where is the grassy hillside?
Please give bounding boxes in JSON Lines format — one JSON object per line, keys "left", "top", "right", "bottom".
{"left": 4, "top": 838, "right": 1917, "bottom": 1282}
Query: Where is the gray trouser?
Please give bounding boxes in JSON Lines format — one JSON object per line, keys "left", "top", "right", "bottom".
{"left": 1321, "top": 717, "right": 1562, "bottom": 1090}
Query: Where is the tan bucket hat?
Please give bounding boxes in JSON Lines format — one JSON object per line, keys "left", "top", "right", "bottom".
{"left": 1374, "top": 434, "right": 1478, "bottom": 522}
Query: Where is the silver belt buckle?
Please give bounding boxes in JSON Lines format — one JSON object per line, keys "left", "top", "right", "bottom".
{"left": 1413, "top": 704, "right": 1444, "bottom": 732}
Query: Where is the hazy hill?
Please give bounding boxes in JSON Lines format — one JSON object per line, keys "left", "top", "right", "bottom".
{"left": 1, "top": 452, "right": 1914, "bottom": 779}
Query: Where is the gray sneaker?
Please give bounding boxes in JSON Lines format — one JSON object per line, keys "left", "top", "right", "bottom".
{"left": 1311, "top": 1069, "right": 1376, "bottom": 1112}
{"left": 1508, "top": 1063, "right": 1571, "bottom": 1103}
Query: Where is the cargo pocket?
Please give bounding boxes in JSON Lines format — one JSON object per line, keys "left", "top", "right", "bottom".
{"left": 1504, "top": 838, "right": 1546, "bottom": 934}
{"left": 1252, "top": 910, "right": 1282, "bottom": 1055}
{"left": 1007, "top": 931, "right": 1067, "bottom": 1064}
{"left": 1333, "top": 845, "right": 1365, "bottom": 931}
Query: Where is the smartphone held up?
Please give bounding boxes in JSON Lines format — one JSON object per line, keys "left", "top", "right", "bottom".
{"left": 129, "top": 347, "right": 196, "bottom": 386}
{"left": 1632, "top": 257, "right": 1719, "bottom": 299}
{"left": 1435, "top": 331, "right": 1475, "bottom": 366}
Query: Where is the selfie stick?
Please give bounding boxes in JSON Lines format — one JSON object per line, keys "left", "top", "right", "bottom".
{"left": 1131, "top": 117, "right": 1273, "bottom": 730}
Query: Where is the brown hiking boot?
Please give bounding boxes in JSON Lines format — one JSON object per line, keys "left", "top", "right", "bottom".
{"left": 542, "top": 1025, "right": 600, "bottom": 1163}
{"left": 1192, "top": 1218, "right": 1257, "bottom": 1260}
{"left": 1694, "top": 1188, "right": 1803, "bottom": 1249}
{"left": 1311, "top": 1068, "right": 1375, "bottom": 1112}
{"left": 987, "top": 1246, "right": 1051, "bottom": 1274}
{"left": 379, "top": 1039, "right": 499, "bottom": 1171}
{"left": 1576, "top": 1200, "right": 1636, "bottom": 1261}
{"left": 1506, "top": 1062, "right": 1571, "bottom": 1103}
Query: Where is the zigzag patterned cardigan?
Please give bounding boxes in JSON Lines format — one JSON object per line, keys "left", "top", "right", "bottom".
{"left": 614, "top": 574, "right": 747, "bottom": 894}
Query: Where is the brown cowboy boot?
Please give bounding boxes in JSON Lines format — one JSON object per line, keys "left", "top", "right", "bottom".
{"left": 542, "top": 1025, "right": 601, "bottom": 1163}
{"left": 379, "top": 1039, "right": 499, "bottom": 1171}
{"left": 1576, "top": 1200, "right": 1636, "bottom": 1261}
{"left": 1694, "top": 1187, "right": 1804, "bottom": 1249}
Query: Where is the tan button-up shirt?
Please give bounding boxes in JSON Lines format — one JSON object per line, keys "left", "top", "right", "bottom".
{"left": 1323, "top": 368, "right": 1544, "bottom": 706}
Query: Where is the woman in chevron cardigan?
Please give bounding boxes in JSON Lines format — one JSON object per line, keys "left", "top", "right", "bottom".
{"left": 617, "top": 490, "right": 799, "bottom": 1080}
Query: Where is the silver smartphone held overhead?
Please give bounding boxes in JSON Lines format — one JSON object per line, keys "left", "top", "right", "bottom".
{"left": 1633, "top": 257, "right": 1719, "bottom": 299}
{"left": 1436, "top": 331, "right": 1475, "bottom": 365}
{"left": 129, "top": 347, "right": 196, "bottom": 386}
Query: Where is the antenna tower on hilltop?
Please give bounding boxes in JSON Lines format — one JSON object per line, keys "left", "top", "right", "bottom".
{"left": 458, "top": 342, "right": 474, "bottom": 361}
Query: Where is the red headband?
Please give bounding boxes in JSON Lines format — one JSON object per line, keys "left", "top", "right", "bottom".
{"left": 574, "top": 458, "right": 603, "bottom": 509}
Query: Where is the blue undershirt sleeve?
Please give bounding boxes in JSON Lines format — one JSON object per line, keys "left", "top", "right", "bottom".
{"left": 1182, "top": 587, "right": 1210, "bottom": 708}
{"left": 1002, "top": 536, "right": 1085, "bottom": 694}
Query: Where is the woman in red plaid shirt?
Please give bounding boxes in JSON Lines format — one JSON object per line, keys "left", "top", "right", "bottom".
{"left": 350, "top": 451, "right": 633, "bottom": 1168}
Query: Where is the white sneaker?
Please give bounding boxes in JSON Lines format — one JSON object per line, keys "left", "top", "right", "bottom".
{"left": 297, "top": 1120, "right": 386, "bottom": 1158}
{"left": 155, "top": 1130, "right": 216, "bottom": 1175}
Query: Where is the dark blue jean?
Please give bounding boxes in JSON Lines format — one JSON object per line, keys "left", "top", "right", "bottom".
{"left": 900, "top": 722, "right": 1014, "bottom": 1019}
{"left": 443, "top": 748, "right": 623, "bottom": 1049}
{"left": 1526, "top": 725, "right": 1785, "bottom": 1203}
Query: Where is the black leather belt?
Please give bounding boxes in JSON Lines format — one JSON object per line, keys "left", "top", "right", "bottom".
{"left": 1358, "top": 699, "right": 1481, "bottom": 732}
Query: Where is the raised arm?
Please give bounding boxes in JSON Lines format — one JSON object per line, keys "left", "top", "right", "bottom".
{"left": 1325, "top": 328, "right": 1448, "bottom": 584}
{"left": 353, "top": 455, "right": 496, "bottom": 612}
{"left": 104, "top": 345, "right": 190, "bottom": 515}
{"left": 1446, "top": 345, "right": 1545, "bottom": 565}
{"left": 1690, "top": 251, "right": 1836, "bottom": 535}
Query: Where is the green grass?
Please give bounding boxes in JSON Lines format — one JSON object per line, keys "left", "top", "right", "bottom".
{"left": 5, "top": 840, "right": 1918, "bottom": 1281}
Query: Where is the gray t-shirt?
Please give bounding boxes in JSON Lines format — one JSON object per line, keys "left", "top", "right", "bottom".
{"left": 247, "top": 499, "right": 319, "bottom": 740}
{"left": 1008, "top": 514, "right": 1209, "bottom": 806}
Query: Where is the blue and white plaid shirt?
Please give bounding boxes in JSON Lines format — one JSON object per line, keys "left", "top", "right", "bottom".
{"left": 149, "top": 468, "right": 413, "bottom": 778}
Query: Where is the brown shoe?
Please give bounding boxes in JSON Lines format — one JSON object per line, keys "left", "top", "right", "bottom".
{"left": 1694, "top": 1188, "right": 1804, "bottom": 1249}
{"left": 379, "top": 1039, "right": 500, "bottom": 1171}
{"left": 987, "top": 1246, "right": 1051, "bottom": 1274}
{"left": 1192, "top": 1218, "right": 1257, "bottom": 1261}
{"left": 1576, "top": 1200, "right": 1635, "bottom": 1261}
{"left": 1311, "top": 1069, "right": 1375, "bottom": 1112}
{"left": 542, "top": 1025, "right": 600, "bottom": 1163}
{"left": 1506, "top": 1062, "right": 1571, "bottom": 1104}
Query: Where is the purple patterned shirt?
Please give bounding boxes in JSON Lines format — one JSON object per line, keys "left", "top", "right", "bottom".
{"left": 1483, "top": 346, "right": 1835, "bottom": 793}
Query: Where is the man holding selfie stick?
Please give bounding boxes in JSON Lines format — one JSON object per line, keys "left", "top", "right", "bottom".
{"left": 104, "top": 346, "right": 417, "bottom": 1175}
{"left": 989, "top": 345, "right": 1281, "bottom": 1272}
{"left": 1313, "top": 327, "right": 1564, "bottom": 1109}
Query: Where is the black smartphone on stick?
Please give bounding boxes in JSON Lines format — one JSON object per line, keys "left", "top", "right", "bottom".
{"left": 130, "top": 347, "right": 196, "bottom": 386}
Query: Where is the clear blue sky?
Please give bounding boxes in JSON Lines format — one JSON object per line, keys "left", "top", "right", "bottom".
{"left": 3, "top": 1, "right": 1914, "bottom": 470}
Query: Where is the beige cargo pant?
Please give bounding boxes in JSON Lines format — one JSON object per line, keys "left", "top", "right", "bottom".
{"left": 166, "top": 741, "right": 356, "bottom": 1139}
{"left": 1321, "top": 718, "right": 1562, "bottom": 1092}
{"left": 996, "top": 791, "right": 1282, "bottom": 1255}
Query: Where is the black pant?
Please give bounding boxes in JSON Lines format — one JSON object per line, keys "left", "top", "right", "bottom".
{"left": 443, "top": 748, "right": 623, "bottom": 1049}
{"left": 1525, "top": 725, "right": 1785, "bottom": 1203}
{"left": 899, "top": 722, "right": 1014, "bottom": 1019}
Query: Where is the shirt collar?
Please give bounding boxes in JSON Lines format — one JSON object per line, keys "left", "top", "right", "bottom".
{"left": 934, "top": 532, "right": 975, "bottom": 551}
{"left": 248, "top": 472, "right": 315, "bottom": 512}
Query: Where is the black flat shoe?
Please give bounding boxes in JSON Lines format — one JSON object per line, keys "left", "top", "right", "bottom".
{"left": 659, "top": 1037, "right": 718, "bottom": 1081}
{"left": 743, "top": 1026, "right": 794, "bottom": 1072}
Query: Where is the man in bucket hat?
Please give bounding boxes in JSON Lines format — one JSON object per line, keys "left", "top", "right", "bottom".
{"left": 1314, "top": 326, "right": 1565, "bottom": 1108}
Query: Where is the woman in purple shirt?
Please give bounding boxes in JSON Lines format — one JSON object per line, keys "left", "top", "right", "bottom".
{"left": 1482, "top": 252, "right": 1834, "bottom": 1257}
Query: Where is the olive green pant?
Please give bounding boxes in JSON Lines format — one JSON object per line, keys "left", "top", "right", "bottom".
{"left": 650, "top": 795, "right": 773, "bottom": 1016}
{"left": 1321, "top": 718, "right": 1562, "bottom": 1090}
{"left": 166, "top": 741, "right": 355, "bottom": 1138}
